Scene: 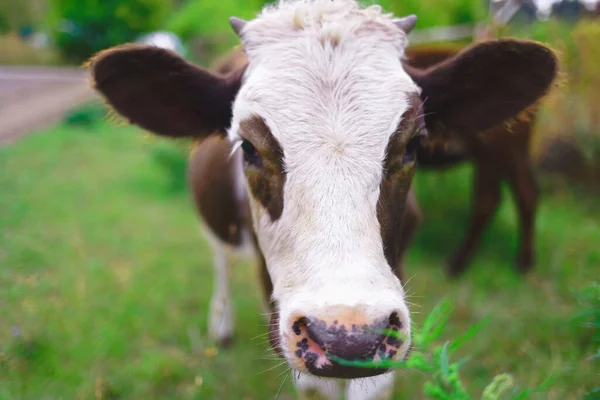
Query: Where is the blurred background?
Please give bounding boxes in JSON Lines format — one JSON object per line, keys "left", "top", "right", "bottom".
{"left": 0, "top": 0, "right": 599, "bottom": 399}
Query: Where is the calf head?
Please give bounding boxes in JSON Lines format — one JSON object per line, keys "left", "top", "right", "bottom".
{"left": 89, "top": 0, "right": 557, "bottom": 380}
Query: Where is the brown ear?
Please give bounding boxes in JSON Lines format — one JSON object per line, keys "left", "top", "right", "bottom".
{"left": 405, "top": 39, "right": 558, "bottom": 133}
{"left": 88, "top": 44, "right": 245, "bottom": 138}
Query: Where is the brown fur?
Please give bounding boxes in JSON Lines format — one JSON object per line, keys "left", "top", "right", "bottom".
{"left": 403, "top": 45, "right": 464, "bottom": 69}
{"left": 211, "top": 45, "right": 248, "bottom": 75}
{"left": 188, "top": 136, "right": 247, "bottom": 246}
{"left": 89, "top": 44, "right": 245, "bottom": 138}
{"left": 239, "top": 116, "right": 286, "bottom": 221}
{"left": 403, "top": 39, "right": 557, "bottom": 135}
{"left": 377, "top": 95, "right": 423, "bottom": 282}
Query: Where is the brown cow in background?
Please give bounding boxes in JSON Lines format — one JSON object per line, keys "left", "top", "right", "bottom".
{"left": 403, "top": 46, "right": 540, "bottom": 277}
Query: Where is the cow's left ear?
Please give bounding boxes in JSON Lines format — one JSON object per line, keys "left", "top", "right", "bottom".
{"left": 405, "top": 39, "right": 558, "bottom": 133}
{"left": 88, "top": 44, "right": 245, "bottom": 138}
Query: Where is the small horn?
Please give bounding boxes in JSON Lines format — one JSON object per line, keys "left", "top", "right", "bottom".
{"left": 394, "top": 15, "right": 417, "bottom": 34}
{"left": 229, "top": 17, "right": 248, "bottom": 37}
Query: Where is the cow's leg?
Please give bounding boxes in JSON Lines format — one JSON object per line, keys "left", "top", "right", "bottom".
{"left": 207, "top": 236, "right": 234, "bottom": 347}
{"left": 345, "top": 373, "right": 395, "bottom": 400}
{"left": 293, "top": 372, "right": 342, "bottom": 399}
{"left": 446, "top": 164, "right": 502, "bottom": 277}
{"left": 394, "top": 188, "right": 422, "bottom": 282}
{"left": 506, "top": 158, "right": 539, "bottom": 274}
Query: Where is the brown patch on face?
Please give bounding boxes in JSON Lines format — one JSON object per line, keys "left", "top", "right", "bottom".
{"left": 239, "top": 116, "right": 286, "bottom": 221}
{"left": 377, "top": 94, "right": 425, "bottom": 279}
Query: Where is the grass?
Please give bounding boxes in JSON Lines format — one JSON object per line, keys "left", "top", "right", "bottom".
{"left": 0, "top": 114, "right": 598, "bottom": 399}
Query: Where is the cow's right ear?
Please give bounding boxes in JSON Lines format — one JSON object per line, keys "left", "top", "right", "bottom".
{"left": 404, "top": 39, "right": 558, "bottom": 134}
{"left": 88, "top": 44, "right": 245, "bottom": 138}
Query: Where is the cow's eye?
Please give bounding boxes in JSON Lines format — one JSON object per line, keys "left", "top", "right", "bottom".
{"left": 241, "top": 139, "right": 262, "bottom": 168}
{"left": 403, "top": 131, "right": 426, "bottom": 164}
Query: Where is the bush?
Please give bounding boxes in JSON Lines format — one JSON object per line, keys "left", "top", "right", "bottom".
{"left": 378, "top": 0, "right": 487, "bottom": 28}
{"left": 168, "top": 0, "right": 269, "bottom": 42}
{"left": 166, "top": 0, "right": 269, "bottom": 62}
{"left": 47, "top": 0, "right": 173, "bottom": 63}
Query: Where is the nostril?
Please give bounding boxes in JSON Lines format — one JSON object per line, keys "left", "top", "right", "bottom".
{"left": 389, "top": 312, "right": 402, "bottom": 329}
{"left": 382, "top": 312, "right": 405, "bottom": 357}
{"left": 292, "top": 316, "right": 308, "bottom": 336}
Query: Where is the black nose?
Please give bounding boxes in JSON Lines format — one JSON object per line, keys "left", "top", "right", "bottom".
{"left": 292, "top": 312, "right": 405, "bottom": 379}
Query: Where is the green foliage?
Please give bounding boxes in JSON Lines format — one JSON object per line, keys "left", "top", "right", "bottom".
{"left": 166, "top": 0, "right": 269, "bottom": 61}
{"left": 333, "top": 299, "right": 552, "bottom": 399}
{"left": 574, "top": 283, "right": 600, "bottom": 398}
{"left": 168, "top": 0, "right": 268, "bottom": 41}
{"left": 0, "top": 11, "right": 10, "bottom": 34}
{"left": 575, "top": 283, "right": 600, "bottom": 347}
{"left": 62, "top": 102, "right": 106, "bottom": 127}
{"left": 377, "top": 0, "right": 487, "bottom": 28}
{"left": 47, "top": 0, "right": 173, "bottom": 63}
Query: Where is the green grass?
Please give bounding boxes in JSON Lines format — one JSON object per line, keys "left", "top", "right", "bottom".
{"left": 1, "top": 115, "right": 598, "bottom": 399}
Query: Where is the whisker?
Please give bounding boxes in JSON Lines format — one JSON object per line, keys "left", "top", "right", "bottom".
{"left": 257, "top": 360, "right": 288, "bottom": 375}
{"left": 274, "top": 366, "right": 292, "bottom": 380}
{"left": 254, "top": 354, "right": 282, "bottom": 360}
{"left": 402, "top": 273, "right": 418, "bottom": 289}
{"left": 257, "top": 311, "right": 274, "bottom": 317}
{"left": 251, "top": 331, "right": 271, "bottom": 341}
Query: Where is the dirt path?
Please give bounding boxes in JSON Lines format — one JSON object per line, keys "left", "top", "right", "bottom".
{"left": 0, "top": 67, "right": 95, "bottom": 146}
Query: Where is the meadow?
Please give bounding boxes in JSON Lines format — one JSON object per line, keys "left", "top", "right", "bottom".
{"left": 0, "top": 105, "right": 598, "bottom": 399}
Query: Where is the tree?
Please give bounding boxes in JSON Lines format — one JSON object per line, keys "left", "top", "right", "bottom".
{"left": 48, "top": 0, "right": 172, "bottom": 63}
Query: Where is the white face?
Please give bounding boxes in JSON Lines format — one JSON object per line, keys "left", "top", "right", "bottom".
{"left": 228, "top": 0, "right": 419, "bottom": 378}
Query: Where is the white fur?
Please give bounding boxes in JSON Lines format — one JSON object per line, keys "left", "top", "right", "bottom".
{"left": 205, "top": 229, "right": 234, "bottom": 343}
{"left": 294, "top": 373, "right": 342, "bottom": 399}
{"left": 346, "top": 373, "right": 396, "bottom": 400}
{"left": 226, "top": 0, "right": 418, "bottom": 397}
{"left": 293, "top": 371, "right": 395, "bottom": 400}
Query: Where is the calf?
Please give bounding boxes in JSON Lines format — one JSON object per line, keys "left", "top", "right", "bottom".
{"left": 400, "top": 46, "right": 543, "bottom": 277}
{"left": 88, "top": 1, "right": 557, "bottom": 398}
